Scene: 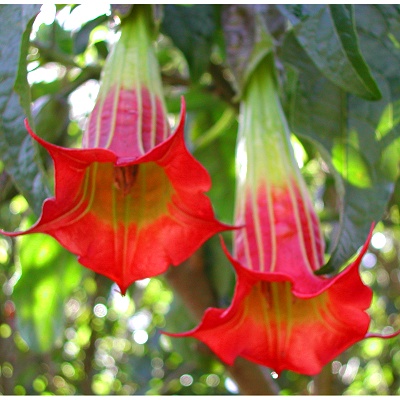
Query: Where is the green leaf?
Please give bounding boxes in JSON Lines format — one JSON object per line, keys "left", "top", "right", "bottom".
{"left": 73, "top": 14, "right": 108, "bottom": 55}
{"left": 32, "top": 95, "right": 69, "bottom": 145}
{"left": 282, "top": 4, "right": 382, "bottom": 100}
{"left": 13, "top": 229, "right": 83, "bottom": 353}
{"left": 282, "top": 5, "right": 400, "bottom": 273}
{"left": 161, "top": 5, "right": 217, "bottom": 82}
{"left": 0, "top": 5, "right": 50, "bottom": 216}
{"left": 36, "top": 20, "right": 74, "bottom": 55}
{"left": 194, "top": 125, "right": 237, "bottom": 225}
{"left": 329, "top": 5, "right": 381, "bottom": 100}
{"left": 187, "top": 94, "right": 237, "bottom": 224}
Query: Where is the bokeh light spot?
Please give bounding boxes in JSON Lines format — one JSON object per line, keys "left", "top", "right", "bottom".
{"left": 205, "top": 374, "right": 220, "bottom": 387}
{"left": 371, "top": 232, "right": 386, "bottom": 250}
{"left": 133, "top": 330, "right": 148, "bottom": 344}
{"left": 94, "top": 303, "right": 107, "bottom": 318}
{"left": 224, "top": 377, "right": 239, "bottom": 394}
{"left": 362, "top": 252, "right": 377, "bottom": 269}
{"left": 180, "top": 374, "right": 193, "bottom": 387}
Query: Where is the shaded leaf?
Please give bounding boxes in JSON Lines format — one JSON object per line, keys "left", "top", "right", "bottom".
{"left": 329, "top": 5, "right": 381, "bottom": 100}
{"left": 32, "top": 95, "right": 70, "bottom": 145}
{"left": 36, "top": 20, "right": 74, "bottom": 55}
{"left": 0, "top": 5, "right": 50, "bottom": 216}
{"left": 161, "top": 5, "right": 217, "bottom": 82}
{"left": 280, "top": 4, "right": 381, "bottom": 100}
{"left": 187, "top": 93, "right": 237, "bottom": 224}
{"left": 94, "top": 40, "right": 109, "bottom": 59}
{"left": 282, "top": 5, "right": 400, "bottom": 273}
{"left": 13, "top": 226, "right": 83, "bottom": 353}
{"left": 73, "top": 14, "right": 108, "bottom": 55}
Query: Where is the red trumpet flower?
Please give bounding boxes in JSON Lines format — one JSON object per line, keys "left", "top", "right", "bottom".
{"left": 168, "top": 55, "right": 399, "bottom": 375}
{"left": 1, "top": 6, "right": 228, "bottom": 294}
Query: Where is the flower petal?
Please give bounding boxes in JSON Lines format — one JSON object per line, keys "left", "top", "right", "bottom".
{"left": 167, "top": 236, "right": 373, "bottom": 376}
{"left": 2, "top": 100, "right": 230, "bottom": 293}
{"left": 84, "top": 87, "right": 170, "bottom": 160}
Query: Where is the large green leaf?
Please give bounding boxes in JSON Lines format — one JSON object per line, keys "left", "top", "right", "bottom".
{"left": 13, "top": 229, "right": 83, "bottom": 353}
{"left": 161, "top": 5, "right": 217, "bottom": 82}
{"left": 279, "top": 4, "right": 381, "bottom": 101}
{"left": 282, "top": 5, "right": 400, "bottom": 273}
{"left": 0, "top": 5, "right": 50, "bottom": 216}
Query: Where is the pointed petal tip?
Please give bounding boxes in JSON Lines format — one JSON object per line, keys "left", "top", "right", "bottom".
{"left": 159, "top": 329, "right": 191, "bottom": 338}
{"left": 115, "top": 284, "right": 128, "bottom": 297}
{"left": 365, "top": 328, "right": 400, "bottom": 340}
{"left": 0, "top": 228, "right": 28, "bottom": 237}
{"left": 316, "top": 223, "right": 376, "bottom": 276}
{"left": 24, "top": 118, "right": 47, "bottom": 147}
{"left": 170, "top": 96, "right": 186, "bottom": 139}
{"left": 179, "top": 95, "right": 186, "bottom": 116}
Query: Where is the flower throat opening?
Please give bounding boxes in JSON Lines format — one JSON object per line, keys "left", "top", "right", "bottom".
{"left": 113, "top": 165, "right": 139, "bottom": 196}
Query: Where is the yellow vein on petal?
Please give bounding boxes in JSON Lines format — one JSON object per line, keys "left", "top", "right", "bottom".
{"left": 250, "top": 181, "right": 265, "bottom": 272}
{"left": 284, "top": 161, "right": 315, "bottom": 275}
{"left": 271, "top": 283, "right": 283, "bottom": 365}
{"left": 239, "top": 112, "right": 254, "bottom": 271}
{"left": 282, "top": 282, "right": 293, "bottom": 361}
{"left": 111, "top": 182, "right": 120, "bottom": 280}
{"left": 217, "top": 294, "right": 252, "bottom": 336}
{"left": 309, "top": 295, "right": 345, "bottom": 335}
{"left": 93, "top": 90, "right": 105, "bottom": 148}
{"left": 149, "top": 79, "right": 157, "bottom": 148}
{"left": 324, "top": 299, "right": 355, "bottom": 334}
{"left": 299, "top": 180, "right": 324, "bottom": 269}
{"left": 163, "top": 110, "right": 168, "bottom": 141}
{"left": 104, "top": 40, "right": 124, "bottom": 150}
{"left": 282, "top": 123, "right": 324, "bottom": 271}
{"left": 241, "top": 198, "right": 254, "bottom": 271}
{"left": 248, "top": 113, "right": 266, "bottom": 272}
{"left": 39, "top": 163, "right": 97, "bottom": 232}
{"left": 78, "top": 162, "right": 98, "bottom": 218}
{"left": 136, "top": 65, "right": 145, "bottom": 155}
{"left": 259, "top": 284, "right": 274, "bottom": 361}
{"left": 122, "top": 187, "right": 131, "bottom": 286}
{"left": 265, "top": 172, "right": 277, "bottom": 273}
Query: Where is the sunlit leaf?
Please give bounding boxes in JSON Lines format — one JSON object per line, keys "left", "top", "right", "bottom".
{"left": 282, "top": 5, "right": 400, "bottom": 273}
{"left": 13, "top": 226, "right": 83, "bottom": 353}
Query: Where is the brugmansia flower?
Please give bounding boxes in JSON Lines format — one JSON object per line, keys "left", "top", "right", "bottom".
{"left": 168, "top": 55, "right": 399, "bottom": 375}
{"left": 1, "top": 5, "right": 228, "bottom": 294}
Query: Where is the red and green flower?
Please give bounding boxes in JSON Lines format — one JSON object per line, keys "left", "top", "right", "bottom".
{"left": 1, "top": 5, "right": 228, "bottom": 294}
{"left": 167, "top": 55, "right": 399, "bottom": 375}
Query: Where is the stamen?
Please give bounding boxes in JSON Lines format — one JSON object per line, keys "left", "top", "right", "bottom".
{"left": 114, "top": 165, "right": 139, "bottom": 195}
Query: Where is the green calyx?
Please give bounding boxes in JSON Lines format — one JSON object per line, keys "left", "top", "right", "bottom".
{"left": 98, "top": 5, "right": 165, "bottom": 101}
{"left": 236, "top": 54, "right": 299, "bottom": 191}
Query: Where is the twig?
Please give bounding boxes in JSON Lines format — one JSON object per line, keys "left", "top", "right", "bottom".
{"left": 313, "top": 363, "right": 335, "bottom": 395}
{"left": 208, "top": 61, "right": 239, "bottom": 111}
{"left": 79, "top": 274, "right": 110, "bottom": 395}
{"left": 164, "top": 248, "right": 280, "bottom": 395}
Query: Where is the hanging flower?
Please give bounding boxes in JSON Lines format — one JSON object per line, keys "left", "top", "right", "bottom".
{"left": 1, "top": 5, "right": 228, "bottom": 294}
{"left": 167, "top": 55, "right": 399, "bottom": 375}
